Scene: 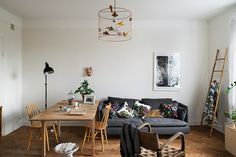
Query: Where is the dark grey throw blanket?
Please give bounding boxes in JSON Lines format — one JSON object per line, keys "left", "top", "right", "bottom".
{"left": 120, "top": 123, "right": 140, "bottom": 157}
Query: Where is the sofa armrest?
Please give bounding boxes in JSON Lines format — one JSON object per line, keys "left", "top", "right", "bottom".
{"left": 177, "top": 102, "right": 188, "bottom": 123}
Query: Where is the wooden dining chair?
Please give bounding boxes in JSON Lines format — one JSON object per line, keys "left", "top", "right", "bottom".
{"left": 26, "top": 104, "right": 59, "bottom": 151}
{"left": 81, "top": 104, "right": 111, "bottom": 152}
{"left": 138, "top": 123, "right": 185, "bottom": 157}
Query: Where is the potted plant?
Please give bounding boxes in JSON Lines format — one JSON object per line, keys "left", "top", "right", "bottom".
{"left": 226, "top": 81, "right": 236, "bottom": 94}
{"left": 74, "top": 80, "right": 94, "bottom": 101}
{"left": 225, "top": 109, "right": 236, "bottom": 128}
{"left": 225, "top": 81, "right": 236, "bottom": 128}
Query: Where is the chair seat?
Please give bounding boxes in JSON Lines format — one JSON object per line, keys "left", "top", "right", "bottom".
{"left": 139, "top": 146, "right": 183, "bottom": 157}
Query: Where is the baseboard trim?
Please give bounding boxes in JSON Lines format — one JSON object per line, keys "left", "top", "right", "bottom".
{"left": 214, "top": 123, "right": 224, "bottom": 133}
{"left": 189, "top": 120, "right": 201, "bottom": 126}
{"left": 3, "top": 123, "right": 22, "bottom": 136}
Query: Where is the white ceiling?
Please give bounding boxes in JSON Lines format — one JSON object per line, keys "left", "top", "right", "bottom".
{"left": 0, "top": 0, "right": 236, "bottom": 20}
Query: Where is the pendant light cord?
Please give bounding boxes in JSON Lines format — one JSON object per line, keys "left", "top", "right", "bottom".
{"left": 114, "top": 0, "right": 116, "bottom": 13}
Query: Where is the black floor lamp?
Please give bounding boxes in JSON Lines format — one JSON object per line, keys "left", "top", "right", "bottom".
{"left": 43, "top": 62, "right": 54, "bottom": 110}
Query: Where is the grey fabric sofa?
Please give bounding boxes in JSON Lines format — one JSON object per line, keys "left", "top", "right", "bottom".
{"left": 97, "top": 97, "right": 190, "bottom": 136}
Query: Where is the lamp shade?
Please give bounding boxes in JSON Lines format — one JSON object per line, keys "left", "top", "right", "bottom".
{"left": 43, "top": 62, "right": 54, "bottom": 75}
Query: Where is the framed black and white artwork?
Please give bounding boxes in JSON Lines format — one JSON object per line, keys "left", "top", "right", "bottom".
{"left": 153, "top": 52, "right": 180, "bottom": 90}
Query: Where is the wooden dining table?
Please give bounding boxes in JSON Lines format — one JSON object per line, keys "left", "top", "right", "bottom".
{"left": 30, "top": 100, "right": 99, "bottom": 157}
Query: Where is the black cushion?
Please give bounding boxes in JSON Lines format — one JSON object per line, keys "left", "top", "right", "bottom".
{"left": 177, "top": 107, "right": 187, "bottom": 121}
{"left": 108, "top": 97, "right": 124, "bottom": 105}
{"left": 141, "top": 98, "right": 173, "bottom": 109}
{"left": 143, "top": 117, "right": 188, "bottom": 127}
{"left": 123, "top": 98, "right": 138, "bottom": 107}
{"left": 108, "top": 118, "right": 143, "bottom": 127}
{"left": 108, "top": 96, "right": 138, "bottom": 107}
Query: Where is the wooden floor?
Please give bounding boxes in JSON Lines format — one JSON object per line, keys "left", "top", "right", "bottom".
{"left": 0, "top": 126, "right": 233, "bottom": 157}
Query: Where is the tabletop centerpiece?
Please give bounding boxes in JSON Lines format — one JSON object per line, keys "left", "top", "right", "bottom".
{"left": 74, "top": 80, "right": 94, "bottom": 101}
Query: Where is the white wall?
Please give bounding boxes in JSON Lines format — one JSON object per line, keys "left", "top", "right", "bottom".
{"left": 208, "top": 4, "right": 236, "bottom": 132}
{"left": 22, "top": 19, "right": 208, "bottom": 125}
{"left": 0, "top": 7, "right": 22, "bottom": 135}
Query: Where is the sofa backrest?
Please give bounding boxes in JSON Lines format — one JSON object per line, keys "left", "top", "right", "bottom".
{"left": 141, "top": 98, "right": 173, "bottom": 109}
{"left": 108, "top": 96, "right": 139, "bottom": 107}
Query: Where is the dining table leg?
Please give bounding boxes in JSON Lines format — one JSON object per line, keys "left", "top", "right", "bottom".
{"left": 91, "top": 118, "right": 95, "bottom": 156}
{"left": 57, "top": 121, "right": 61, "bottom": 137}
{"left": 42, "top": 121, "right": 46, "bottom": 157}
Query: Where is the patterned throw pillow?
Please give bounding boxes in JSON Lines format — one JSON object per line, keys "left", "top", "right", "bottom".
{"left": 112, "top": 101, "right": 123, "bottom": 111}
{"left": 160, "top": 102, "right": 178, "bottom": 118}
{"left": 109, "top": 101, "right": 123, "bottom": 119}
{"left": 133, "top": 101, "right": 151, "bottom": 118}
{"left": 109, "top": 107, "right": 119, "bottom": 119}
{"left": 117, "top": 102, "right": 134, "bottom": 119}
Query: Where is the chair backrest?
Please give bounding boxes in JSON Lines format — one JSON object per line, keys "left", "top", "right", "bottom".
{"left": 138, "top": 123, "right": 160, "bottom": 151}
{"left": 26, "top": 104, "right": 41, "bottom": 127}
{"left": 100, "top": 103, "right": 111, "bottom": 128}
{"left": 138, "top": 130, "right": 160, "bottom": 151}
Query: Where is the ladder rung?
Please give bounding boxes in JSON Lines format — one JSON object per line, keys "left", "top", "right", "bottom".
{"left": 214, "top": 70, "right": 223, "bottom": 72}
{"left": 216, "top": 58, "right": 225, "bottom": 60}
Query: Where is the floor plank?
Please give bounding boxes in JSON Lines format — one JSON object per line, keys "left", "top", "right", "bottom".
{"left": 0, "top": 126, "right": 233, "bottom": 157}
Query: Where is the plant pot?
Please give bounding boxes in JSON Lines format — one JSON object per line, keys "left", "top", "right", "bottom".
{"left": 68, "top": 99, "right": 74, "bottom": 105}
{"left": 82, "top": 94, "right": 86, "bottom": 102}
{"left": 233, "top": 122, "right": 236, "bottom": 129}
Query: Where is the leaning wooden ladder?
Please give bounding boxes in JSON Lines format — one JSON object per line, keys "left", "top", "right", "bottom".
{"left": 200, "top": 48, "right": 228, "bottom": 136}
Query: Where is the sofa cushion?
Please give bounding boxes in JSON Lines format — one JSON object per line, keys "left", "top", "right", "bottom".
{"left": 177, "top": 106, "right": 187, "bottom": 121}
{"left": 123, "top": 98, "right": 138, "bottom": 107}
{"left": 117, "top": 102, "right": 134, "bottom": 119}
{"left": 109, "top": 107, "right": 119, "bottom": 119}
{"left": 143, "top": 117, "right": 188, "bottom": 127}
{"left": 108, "top": 97, "right": 138, "bottom": 107}
{"left": 109, "top": 101, "right": 124, "bottom": 119}
{"left": 111, "top": 101, "right": 123, "bottom": 111}
{"left": 133, "top": 101, "right": 151, "bottom": 117}
{"left": 108, "top": 97, "right": 124, "bottom": 105}
{"left": 160, "top": 102, "right": 178, "bottom": 118}
{"left": 108, "top": 118, "right": 143, "bottom": 127}
{"left": 146, "top": 109, "right": 163, "bottom": 118}
{"left": 141, "top": 98, "right": 173, "bottom": 109}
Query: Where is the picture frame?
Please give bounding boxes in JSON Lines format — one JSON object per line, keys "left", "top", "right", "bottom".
{"left": 83, "top": 95, "right": 96, "bottom": 104}
{"left": 153, "top": 52, "right": 180, "bottom": 91}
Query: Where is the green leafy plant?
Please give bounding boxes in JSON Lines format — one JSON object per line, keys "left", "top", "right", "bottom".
{"left": 225, "top": 81, "right": 236, "bottom": 121}
{"left": 74, "top": 80, "right": 94, "bottom": 97}
{"left": 226, "top": 81, "right": 236, "bottom": 94}
{"left": 225, "top": 109, "right": 236, "bottom": 122}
